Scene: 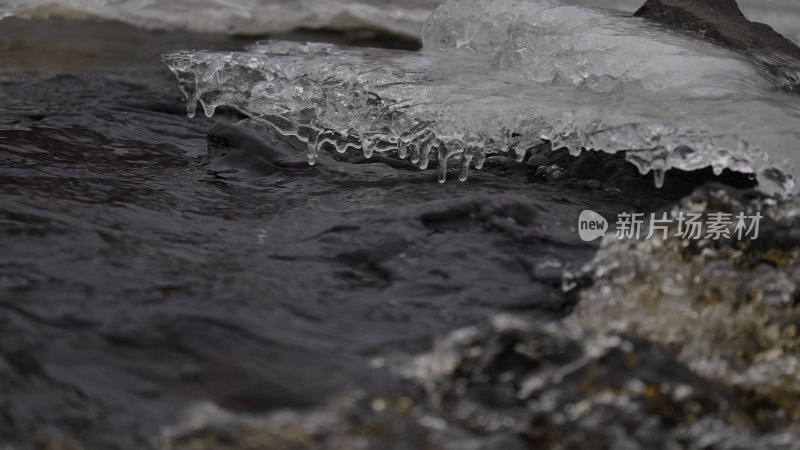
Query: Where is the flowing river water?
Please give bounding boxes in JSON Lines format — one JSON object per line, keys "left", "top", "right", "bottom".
{"left": 1, "top": 0, "right": 799, "bottom": 448}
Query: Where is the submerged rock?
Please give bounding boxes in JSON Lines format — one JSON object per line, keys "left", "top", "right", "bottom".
{"left": 634, "top": 0, "right": 800, "bottom": 92}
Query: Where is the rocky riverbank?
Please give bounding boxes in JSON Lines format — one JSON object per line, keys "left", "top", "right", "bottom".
{"left": 635, "top": 0, "right": 800, "bottom": 92}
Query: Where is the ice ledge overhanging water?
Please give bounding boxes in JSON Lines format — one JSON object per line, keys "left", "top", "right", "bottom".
{"left": 164, "top": 0, "right": 800, "bottom": 195}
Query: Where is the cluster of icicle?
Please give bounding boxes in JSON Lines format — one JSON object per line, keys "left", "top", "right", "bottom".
{"left": 167, "top": 41, "right": 529, "bottom": 184}
{"left": 165, "top": 0, "right": 799, "bottom": 193}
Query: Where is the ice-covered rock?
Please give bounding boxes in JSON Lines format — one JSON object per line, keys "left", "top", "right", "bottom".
{"left": 164, "top": 0, "right": 800, "bottom": 194}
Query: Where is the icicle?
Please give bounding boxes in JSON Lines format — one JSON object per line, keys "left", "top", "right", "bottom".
{"left": 362, "top": 138, "right": 376, "bottom": 158}
{"left": 514, "top": 146, "right": 526, "bottom": 162}
{"left": 420, "top": 142, "right": 434, "bottom": 169}
{"left": 307, "top": 129, "right": 320, "bottom": 165}
{"left": 653, "top": 168, "right": 665, "bottom": 188}
{"left": 314, "top": 136, "right": 330, "bottom": 162}
{"left": 176, "top": 72, "right": 199, "bottom": 118}
{"left": 409, "top": 144, "right": 420, "bottom": 164}
{"left": 314, "top": 132, "right": 338, "bottom": 156}
{"left": 398, "top": 143, "right": 409, "bottom": 159}
{"left": 186, "top": 95, "right": 198, "bottom": 118}
{"left": 202, "top": 102, "right": 217, "bottom": 118}
{"left": 459, "top": 153, "right": 473, "bottom": 181}
{"left": 437, "top": 146, "right": 449, "bottom": 183}
{"left": 306, "top": 146, "right": 316, "bottom": 164}
{"left": 474, "top": 154, "right": 486, "bottom": 170}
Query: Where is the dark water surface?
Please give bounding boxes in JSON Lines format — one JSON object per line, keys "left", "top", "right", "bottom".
{"left": 0, "top": 17, "right": 735, "bottom": 449}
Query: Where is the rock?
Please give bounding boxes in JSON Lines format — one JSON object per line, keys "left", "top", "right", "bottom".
{"left": 387, "top": 315, "right": 800, "bottom": 448}
{"left": 160, "top": 395, "right": 528, "bottom": 450}
{"left": 634, "top": 0, "right": 800, "bottom": 92}
{"left": 33, "top": 428, "right": 86, "bottom": 450}
{"left": 163, "top": 315, "right": 800, "bottom": 449}
{"left": 634, "top": 0, "right": 800, "bottom": 57}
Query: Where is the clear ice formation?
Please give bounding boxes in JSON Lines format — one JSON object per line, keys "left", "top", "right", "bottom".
{"left": 0, "top": 0, "right": 440, "bottom": 37}
{"left": 164, "top": 0, "right": 800, "bottom": 194}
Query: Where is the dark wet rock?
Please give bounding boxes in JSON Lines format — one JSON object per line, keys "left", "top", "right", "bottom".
{"left": 389, "top": 316, "right": 800, "bottom": 449}
{"left": 163, "top": 315, "right": 800, "bottom": 449}
{"left": 635, "top": 0, "right": 800, "bottom": 57}
{"left": 634, "top": 0, "right": 800, "bottom": 92}
{"left": 160, "top": 395, "right": 527, "bottom": 450}
{"left": 32, "top": 428, "right": 86, "bottom": 450}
